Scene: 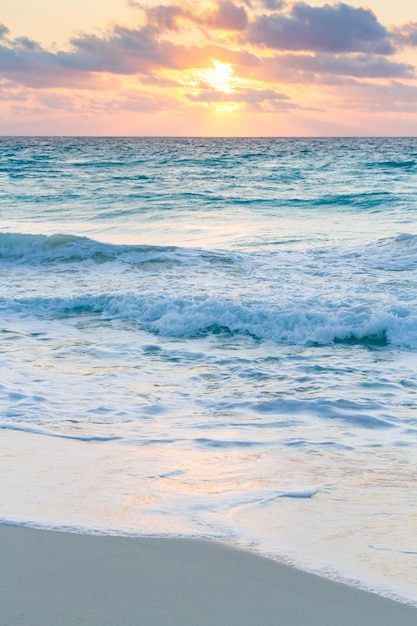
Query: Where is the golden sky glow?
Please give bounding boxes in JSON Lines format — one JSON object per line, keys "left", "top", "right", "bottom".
{"left": 1, "top": 1, "right": 417, "bottom": 135}
{"left": 198, "top": 61, "right": 236, "bottom": 93}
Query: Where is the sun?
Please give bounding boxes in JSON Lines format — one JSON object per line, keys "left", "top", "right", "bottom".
{"left": 183, "top": 59, "right": 242, "bottom": 115}
{"left": 198, "top": 60, "right": 235, "bottom": 93}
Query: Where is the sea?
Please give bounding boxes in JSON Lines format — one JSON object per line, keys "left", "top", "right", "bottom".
{"left": 1, "top": 136, "right": 417, "bottom": 605}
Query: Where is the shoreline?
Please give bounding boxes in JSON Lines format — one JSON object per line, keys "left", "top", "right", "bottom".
{"left": 1, "top": 525, "right": 416, "bottom": 626}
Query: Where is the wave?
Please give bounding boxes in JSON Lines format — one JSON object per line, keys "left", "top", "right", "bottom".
{"left": 348, "top": 233, "right": 417, "bottom": 271}
{"left": 310, "top": 191, "right": 392, "bottom": 210}
{"left": 0, "top": 423, "right": 122, "bottom": 442}
{"left": 0, "top": 232, "right": 237, "bottom": 267}
{"left": 369, "top": 160, "right": 416, "bottom": 169}
{"left": 3, "top": 291, "right": 417, "bottom": 349}
{"left": 2, "top": 231, "right": 417, "bottom": 348}
{"left": 3, "top": 231, "right": 417, "bottom": 268}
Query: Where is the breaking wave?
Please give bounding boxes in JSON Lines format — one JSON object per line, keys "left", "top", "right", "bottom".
{"left": 3, "top": 291, "right": 416, "bottom": 348}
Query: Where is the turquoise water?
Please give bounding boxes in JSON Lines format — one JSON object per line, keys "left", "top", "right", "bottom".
{"left": 1, "top": 137, "right": 417, "bottom": 603}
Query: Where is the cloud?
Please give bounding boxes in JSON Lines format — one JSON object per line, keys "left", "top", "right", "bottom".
{"left": 259, "top": 53, "right": 415, "bottom": 82}
{"left": 0, "top": 24, "right": 10, "bottom": 39}
{"left": 186, "top": 85, "right": 290, "bottom": 102}
{"left": 205, "top": 44, "right": 260, "bottom": 67}
{"left": 259, "top": 0, "right": 285, "bottom": 10}
{"left": 0, "top": 79, "right": 28, "bottom": 101}
{"left": 332, "top": 81, "right": 417, "bottom": 113}
{"left": 210, "top": 1, "right": 249, "bottom": 31}
{"left": 186, "top": 84, "right": 297, "bottom": 113}
{"left": 0, "top": 14, "right": 261, "bottom": 90}
{"left": 23, "top": 88, "right": 180, "bottom": 116}
{"left": 67, "top": 25, "right": 174, "bottom": 73}
{"left": 142, "top": 1, "right": 249, "bottom": 33}
{"left": 146, "top": 4, "right": 189, "bottom": 31}
{"left": 0, "top": 37, "right": 121, "bottom": 88}
{"left": 120, "top": 91, "right": 181, "bottom": 112}
{"left": 66, "top": 24, "right": 231, "bottom": 74}
{"left": 140, "top": 74, "right": 182, "bottom": 87}
{"left": 247, "top": 2, "right": 394, "bottom": 54}
{"left": 0, "top": 24, "right": 213, "bottom": 87}
{"left": 390, "top": 22, "right": 417, "bottom": 47}
{"left": 0, "top": 38, "right": 87, "bottom": 88}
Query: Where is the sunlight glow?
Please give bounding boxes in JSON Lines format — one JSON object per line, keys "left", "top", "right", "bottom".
{"left": 198, "top": 60, "right": 236, "bottom": 93}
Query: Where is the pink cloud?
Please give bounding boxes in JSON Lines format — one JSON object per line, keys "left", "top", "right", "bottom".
{"left": 210, "top": 1, "right": 249, "bottom": 31}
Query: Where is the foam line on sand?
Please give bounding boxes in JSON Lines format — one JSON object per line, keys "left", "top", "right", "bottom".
{"left": 1, "top": 525, "right": 416, "bottom": 626}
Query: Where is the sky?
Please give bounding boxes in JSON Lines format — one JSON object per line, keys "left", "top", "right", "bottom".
{"left": 1, "top": 0, "right": 417, "bottom": 135}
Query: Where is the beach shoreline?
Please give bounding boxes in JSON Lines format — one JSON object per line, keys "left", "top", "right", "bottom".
{"left": 1, "top": 524, "right": 416, "bottom": 626}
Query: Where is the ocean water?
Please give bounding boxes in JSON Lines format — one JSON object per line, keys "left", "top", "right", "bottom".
{"left": 1, "top": 137, "right": 417, "bottom": 604}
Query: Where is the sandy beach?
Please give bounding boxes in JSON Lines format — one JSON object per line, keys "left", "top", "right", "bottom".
{"left": 1, "top": 525, "right": 416, "bottom": 626}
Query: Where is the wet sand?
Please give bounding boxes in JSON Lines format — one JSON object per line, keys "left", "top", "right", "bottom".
{"left": 1, "top": 525, "right": 416, "bottom": 626}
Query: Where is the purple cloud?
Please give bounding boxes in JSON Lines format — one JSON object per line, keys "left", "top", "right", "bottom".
{"left": 143, "top": 1, "right": 249, "bottom": 32}
{"left": 247, "top": 2, "right": 394, "bottom": 54}
{"left": 262, "top": 53, "right": 415, "bottom": 81}
{"left": 66, "top": 25, "right": 171, "bottom": 73}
